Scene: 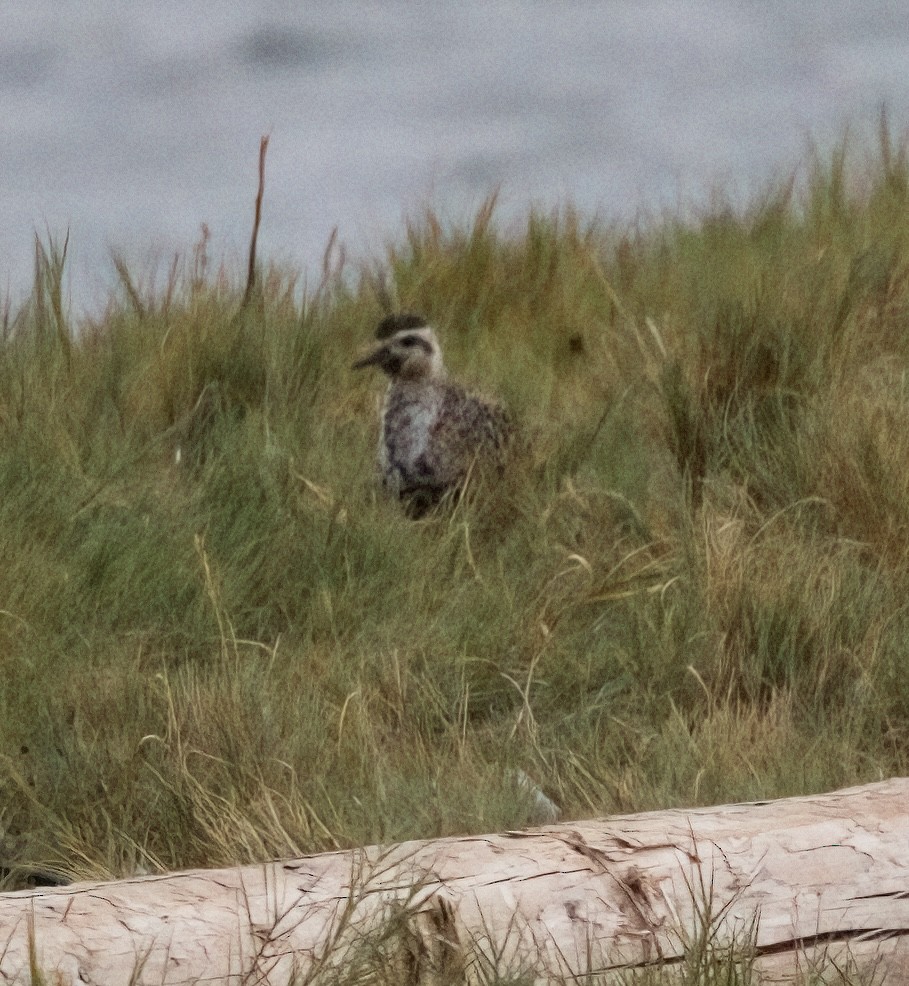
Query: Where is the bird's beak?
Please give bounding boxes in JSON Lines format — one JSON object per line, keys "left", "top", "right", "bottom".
{"left": 351, "top": 343, "right": 386, "bottom": 371}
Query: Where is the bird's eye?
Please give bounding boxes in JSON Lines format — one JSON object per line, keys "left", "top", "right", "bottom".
{"left": 399, "top": 335, "right": 421, "bottom": 347}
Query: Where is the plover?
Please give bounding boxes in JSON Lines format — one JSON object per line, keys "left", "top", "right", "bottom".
{"left": 352, "top": 313, "right": 513, "bottom": 516}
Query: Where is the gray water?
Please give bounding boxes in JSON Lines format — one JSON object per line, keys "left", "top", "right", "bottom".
{"left": 3, "top": 3, "right": 909, "bottom": 314}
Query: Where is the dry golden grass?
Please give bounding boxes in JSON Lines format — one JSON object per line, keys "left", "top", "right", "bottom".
{"left": 0, "top": 131, "right": 907, "bottom": 928}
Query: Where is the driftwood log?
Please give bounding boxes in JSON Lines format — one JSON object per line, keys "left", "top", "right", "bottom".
{"left": 1, "top": 778, "right": 907, "bottom": 984}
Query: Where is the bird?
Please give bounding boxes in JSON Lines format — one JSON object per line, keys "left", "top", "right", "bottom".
{"left": 352, "top": 313, "right": 513, "bottom": 517}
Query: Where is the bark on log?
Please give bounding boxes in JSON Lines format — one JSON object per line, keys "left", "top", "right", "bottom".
{"left": 1, "top": 778, "right": 907, "bottom": 984}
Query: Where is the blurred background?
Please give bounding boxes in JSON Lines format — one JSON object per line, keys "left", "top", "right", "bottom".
{"left": 3, "top": 1, "right": 909, "bottom": 313}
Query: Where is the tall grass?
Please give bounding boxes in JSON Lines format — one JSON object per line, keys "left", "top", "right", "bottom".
{"left": 0, "top": 129, "right": 908, "bottom": 901}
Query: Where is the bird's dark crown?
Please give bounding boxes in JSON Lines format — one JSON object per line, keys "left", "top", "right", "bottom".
{"left": 375, "top": 312, "right": 428, "bottom": 340}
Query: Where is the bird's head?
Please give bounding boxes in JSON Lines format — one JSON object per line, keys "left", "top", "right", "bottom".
{"left": 352, "top": 316, "right": 445, "bottom": 381}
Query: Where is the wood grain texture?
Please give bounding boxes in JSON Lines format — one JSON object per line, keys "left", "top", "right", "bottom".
{"left": 1, "top": 778, "right": 907, "bottom": 984}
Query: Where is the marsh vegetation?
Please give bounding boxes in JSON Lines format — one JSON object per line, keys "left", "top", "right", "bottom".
{"left": 1, "top": 127, "right": 908, "bottom": 934}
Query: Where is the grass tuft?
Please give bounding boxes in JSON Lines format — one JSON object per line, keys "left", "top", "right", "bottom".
{"left": 0, "top": 134, "right": 905, "bottom": 960}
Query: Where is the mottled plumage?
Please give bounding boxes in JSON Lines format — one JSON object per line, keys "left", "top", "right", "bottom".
{"left": 353, "top": 315, "right": 513, "bottom": 516}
